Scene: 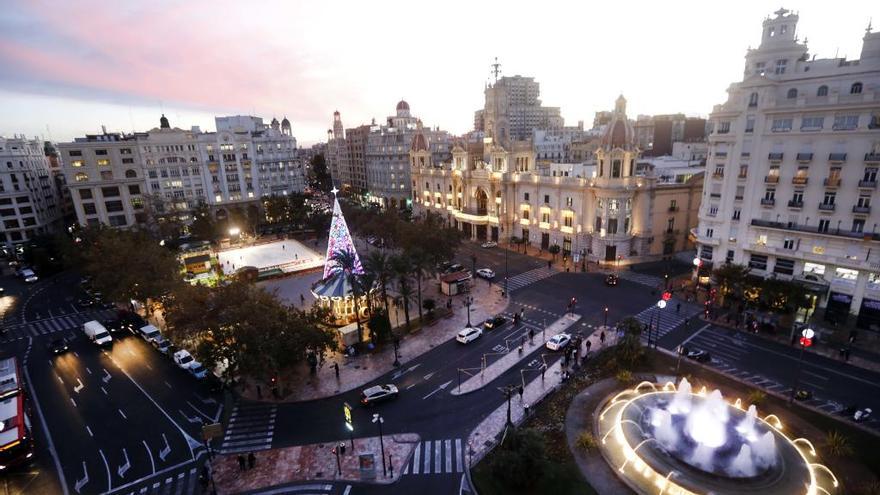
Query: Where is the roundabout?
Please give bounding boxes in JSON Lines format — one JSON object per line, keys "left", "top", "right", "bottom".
{"left": 595, "top": 378, "right": 839, "bottom": 494}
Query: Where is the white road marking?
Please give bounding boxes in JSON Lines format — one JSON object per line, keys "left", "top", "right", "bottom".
{"left": 159, "top": 434, "right": 171, "bottom": 462}
{"left": 74, "top": 378, "right": 84, "bottom": 393}
{"left": 116, "top": 448, "right": 131, "bottom": 478}
{"left": 74, "top": 461, "right": 88, "bottom": 493}
{"left": 70, "top": 398, "right": 77, "bottom": 408}
{"left": 86, "top": 426, "right": 93, "bottom": 437}
{"left": 422, "top": 380, "right": 453, "bottom": 399}
{"left": 343, "top": 486, "right": 352, "bottom": 495}
{"left": 85, "top": 367, "right": 92, "bottom": 375}
{"left": 118, "top": 409, "right": 127, "bottom": 419}
{"left": 142, "top": 440, "right": 155, "bottom": 474}
{"left": 101, "top": 386, "right": 108, "bottom": 395}
{"left": 99, "top": 449, "right": 112, "bottom": 492}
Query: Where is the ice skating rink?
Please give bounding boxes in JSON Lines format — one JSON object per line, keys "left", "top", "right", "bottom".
{"left": 218, "top": 240, "right": 323, "bottom": 275}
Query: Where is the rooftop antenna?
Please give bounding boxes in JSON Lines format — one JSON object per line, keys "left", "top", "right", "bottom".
{"left": 868, "top": 18, "right": 873, "bottom": 34}
{"left": 491, "top": 57, "right": 502, "bottom": 82}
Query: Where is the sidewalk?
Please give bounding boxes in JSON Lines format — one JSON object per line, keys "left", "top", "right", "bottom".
{"left": 451, "top": 313, "right": 581, "bottom": 395}
{"left": 246, "top": 277, "right": 509, "bottom": 402}
{"left": 210, "top": 433, "right": 419, "bottom": 493}
{"left": 465, "top": 326, "right": 619, "bottom": 466}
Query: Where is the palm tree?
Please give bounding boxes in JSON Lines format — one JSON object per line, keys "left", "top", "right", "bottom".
{"left": 331, "top": 249, "right": 365, "bottom": 342}
{"left": 410, "top": 250, "right": 432, "bottom": 325}
{"left": 391, "top": 255, "right": 414, "bottom": 331}
{"left": 364, "top": 250, "right": 393, "bottom": 315}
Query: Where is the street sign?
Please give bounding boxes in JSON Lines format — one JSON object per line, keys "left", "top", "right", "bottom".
{"left": 343, "top": 402, "right": 353, "bottom": 431}
{"left": 202, "top": 423, "right": 223, "bottom": 441}
{"left": 662, "top": 291, "right": 672, "bottom": 301}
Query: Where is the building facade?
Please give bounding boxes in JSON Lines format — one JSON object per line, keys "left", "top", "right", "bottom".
{"left": 694, "top": 9, "right": 880, "bottom": 327}
{"left": 476, "top": 75, "right": 564, "bottom": 146}
{"left": 59, "top": 114, "right": 304, "bottom": 231}
{"left": 412, "top": 96, "right": 703, "bottom": 262}
{"left": 0, "top": 136, "right": 63, "bottom": 246}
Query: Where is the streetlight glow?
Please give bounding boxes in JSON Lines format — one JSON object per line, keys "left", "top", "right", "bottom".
{"left": 229, "top": 227, "right": 241, "bottom": 236}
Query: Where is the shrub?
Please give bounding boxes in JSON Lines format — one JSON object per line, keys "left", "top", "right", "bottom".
{"left": 488, "top": 428, "right": 548, "bottom": 490}
{"left": 824, "top": 430, "right": 853, "bottom": 458}
{"left": 615, "top": 369, "right": 633, "bottom": 384}
{"left": 576, "top": 431, "right": 596, "bottom": 452}
{"left": 746, "top": 390, "right": 766, "bottom": 407}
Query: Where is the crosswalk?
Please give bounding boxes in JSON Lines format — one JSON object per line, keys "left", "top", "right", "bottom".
{"left": 0, "top": 309, "right": 117, "bottom": 343}
{"left": 505, "top": 267, "right": 557, "bottom": 292}
{"left": 617, "top": 270, "right": 664, "bottom": 288}
{"left": 108, "top": 464, "right": 200, "bottom": 495}
{"left": 219, "top": 402, "right": 277, "bottom": 455}
{"left": 632, "top": 300, "right": 698, "bottom": 344}
{"left": 402, "top": 438, "right": 465, "bottom": 475}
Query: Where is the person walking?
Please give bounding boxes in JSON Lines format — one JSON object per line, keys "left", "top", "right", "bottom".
{"left": 676, "top": 302, "right": 681, "bottom": 314}
{"left": 248, "top": 452, "right": 256, "bottom": 470}
{"left": 238, "top": 454, "right": 246, "bottom": 471}
{"left": 300, "top": 294, "right": 305, "bottom": 305}
{"left": 334, "top": 362, "right": 340, "bottom": 380}
{"left": 600, "top": 330, "right": 606, "bottom": 346}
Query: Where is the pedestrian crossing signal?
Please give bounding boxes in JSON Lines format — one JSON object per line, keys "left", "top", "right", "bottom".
{"left": 662, "top": 291, "right": 672, "bottom": 301}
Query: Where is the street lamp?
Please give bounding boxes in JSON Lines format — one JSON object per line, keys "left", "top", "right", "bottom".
{"left": 789, "top": 328, "right": 814, "bottom": 403}
{"left": 501, "top": 385, "right": 517, "bottom": 427}
{"left": 604, "top": 307, "right": 609, "bottom": 329}
{"left": 372, "top": 413, "right": 387, "bottom": 477}
{"left": 652, "top": 299, "right": 666, "bottom": 348}
{"left": 229, "top": 226, "right": 241, "bottom": 237}
{"left": 463, "top": 294, "right": 474, "bottom": 327}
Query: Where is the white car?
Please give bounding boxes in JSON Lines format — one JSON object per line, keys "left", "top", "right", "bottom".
{"left": 456, "top": 327, "right": 483, "bottom": 344}
{"left": 189, "top": 362, "right": 208, "bottom": 380}
{"left": 173, "top": 350, "right": 196, "bottom": 370}
{"left": 481, "top": 241, "right": 497, "bottom": 248}
{"left": 476, "top": 268, "right": 495, "bottom": 279}
{"left": 546, "top": 333, "right": 572, "bottom": 351}
{"left": 20, "top": 268, "right": 38, "bottom": 283}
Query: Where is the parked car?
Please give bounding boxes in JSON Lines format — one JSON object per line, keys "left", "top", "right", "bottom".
{"left": 482, "top": 316, "right": 507, "bottom": 330}
{"left": 151, "top": 335, "right": 173, "bottom": 355}
{"left": 173, "top": 350, "right": 197, "bottom": 370}
{"left": 476, "top": 268, "right": 495, "bottom": 279}
{"left": 46, "top": 338, "right": 69, "bottom": 355}
{"left": 19, "top": 268, "right": 38, "bottom": 283}
{"left": 480, "top": 241, "right": 497, "bottom": 248}
{"left": 443, "top": 263, "right": 465, "bottom": 275}
{"left": 360, "top": 384, "right": 399, "bottom": 405}
{"left": 456, "top": 327, "right": 483, "bottom": 344}
{"left": 189, "top": 362, "right": 208, "bottom": 380}
{"left": 546, "top": 333, "right": 571, "bottom": 351}
{"left": 76, "top": 298, "right": 95, "bottom": 309}
{"left": 854, "top": 407, "right": 873, "bottom": 423}
{"left": 604, "top": 274, "right": 619, "bottom": 286}
{"left": 137, "top": 324, "right": 161, "bottom": 343}
{"left": 102, "top": 318, "right": 126, "bottom": 335}
{"left": 83, "top": 320, "right": 112, "bottom": 347}
{"left": 685, "top": 349, "right": 711, "bottom": 363}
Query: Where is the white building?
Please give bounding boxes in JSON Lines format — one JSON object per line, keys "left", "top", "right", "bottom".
{"left": 59, "top": 114, "right": 304, "bottom": 231}
{"left": 476, "top": 75, "right": 563, "bottom": 145}
{"left": 694, "top": 8, "right": 880, "bottom": 328}
{"left": 0, "top": 136, "right": 62, "bottom": 246}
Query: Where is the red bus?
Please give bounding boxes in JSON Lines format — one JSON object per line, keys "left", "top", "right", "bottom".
{"left": 0, "top": 357, "right": 33, "bottom": 471}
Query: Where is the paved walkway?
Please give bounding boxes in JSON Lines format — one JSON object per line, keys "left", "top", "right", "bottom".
{"left": 465, "top": 326, "right": 620, "bottom": 466}
{"left": 245, "top": 278, "right": 509, "bottom": 402}
{"left": 451, "top": 313, "right": 581, "bottom": 395}
{"left": 211, "top": 433, "right": 419, "bottom": 493}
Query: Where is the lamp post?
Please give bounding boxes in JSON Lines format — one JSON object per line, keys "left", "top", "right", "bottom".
{"left": 504, "top": 245, "right": 509, "bottom": 296}
{"left": 372, "top": 413, "right": 387, "bottom": 477}
{"left": 501, "top": 385, "right": 516, "bottom": 427}
{"left": 789, "top": 328, "right": 814, "bottom": 404}
{"left": 604, "top": 307, "right": 609, "bottom": 329}
{"left": 653, "top": 299, "right": 667, "bottom": 348}
{"left": 463, "top": 294, "right": 474, "bottom": 327}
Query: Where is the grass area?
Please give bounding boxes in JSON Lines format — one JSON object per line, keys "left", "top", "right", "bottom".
{"left": 472, "top": 458, "right": 593, "bottom": 495}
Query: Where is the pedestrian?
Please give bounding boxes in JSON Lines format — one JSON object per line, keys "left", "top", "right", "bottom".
{"left": 248, "top": 452, "right": 256, "bottom": 470}
{"left": 300, "top": 294, "right": 305, "bottom": 305}
{"left": 256, "top": 384, "right": 262, "bottom": 399}
{"left": 520, "top": 308, "right": 524, "bottom": 321}
{"left": 334, "top": 362, "right": 340, "bottom": 380}
{"left": 676, "top": 302, "right": 681, "bottom": 314}
{"left": 295, "top": 253, "right": 298, "bottom": 260}
{"left": 600, "top": 330, "right": 606, "bottom": 346}
{"left": 528, "top": 328, "right": 534, "bottom": 343}
{"left": 586, "top": 339, "right": 592, "bottom": 353}
{"left": 547, "top": 260, "right": 552, "bottom": 269}
{"left": 238, "top": 454, "right": 246, "bottom": 471}
{"left": 282, "top": 244, "right": 285, "bottom": 250}
{"left": 517, "top": 385, "right": 523, "bottom": 399}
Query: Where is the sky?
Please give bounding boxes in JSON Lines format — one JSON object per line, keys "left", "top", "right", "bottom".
{"left": 1, "top": 1, "right": 878, "bottom": 146}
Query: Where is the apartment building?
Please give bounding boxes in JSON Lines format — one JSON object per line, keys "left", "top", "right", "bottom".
{"left": 0, "top": 136, "right": 62, "bottom": 246}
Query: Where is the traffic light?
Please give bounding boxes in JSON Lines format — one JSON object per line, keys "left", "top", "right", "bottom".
{"left": 662, "top": 291, "right": 672, "bottom": 302}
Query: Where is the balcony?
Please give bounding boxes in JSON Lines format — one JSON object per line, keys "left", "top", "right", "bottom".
{"left": 818, "top": 203, "right": 836, "bottom": 211}
{"left": 751, "top": 218, "right": 880, "bottom": 241}
{"left": 859, "top": 180, "right": 878, "bottom": 189}
{"left": 829, "top": 153, "right": 847, "bottom": 163}
{"left": 712, "top": 172, "right": 724, "bottom": 179}
{"left": 853, "top": 205, "right": 871, "bottom": 214}
{"left": 715, "top": 151, "right": 728, "bottom": 158}
{"left": 764, "top": 175, "right": 779, "bottom": 183}
{"left": 866, "top": 153, "right": 880, "bottom": 164}
{"left": 792, "top": 177, "right": 808, "bottom": 185}
{"left": 796, "top": 153, "right": 813, "bottom": 163}
{"left": 768, "top": 152, "right": 784, "bottom": 162}
{"left": 787, "top": 200, "right": 804, "bottom": 208}
{"left": 668, "top": 206, "right": 679, "bottom": 212}
{"left": 761, "top": 198, "right": 776, "bottom": 206}
{"left": 824, "top": 177, "right": 841, "bottom": 187}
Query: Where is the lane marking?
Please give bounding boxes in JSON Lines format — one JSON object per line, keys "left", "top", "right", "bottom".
{"left": 99, "top": 449, "right": 112, "bottom": 492}
{"left": 74, "top": 461, "right": 88, "bottom": 494}
{"left": 86, "top": 426, "right": 93, "bottom": 437}
{"left": 118, "top": 409, "right": 127, "bottom": 419}
{"left": 143, "top": 440, "right": 156, "bottom": 474}
{"left": 70, "top": 398, "right": 77, "bottom": 408}
{"left": 116, "top": 448, "right": 131, "bottom": 478}
{"left": 74, "top": 378, "right": 84, "bottom": 393}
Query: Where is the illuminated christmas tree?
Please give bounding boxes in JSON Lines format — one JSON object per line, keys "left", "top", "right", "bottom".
{"left": 322, "top": 189, "right": 363, "bottom": 279}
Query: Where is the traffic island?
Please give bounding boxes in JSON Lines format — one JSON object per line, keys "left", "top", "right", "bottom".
{"left": 451, "top": 313, "right": 582, "bottom": 395}
{"left": 210, "top": 433, "right": 419, "bottom": 493}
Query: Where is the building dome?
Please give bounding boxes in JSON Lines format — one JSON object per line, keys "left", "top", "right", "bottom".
{"left": 600, "top": 95, "right": 635, "bottom": 149}
{"left": 411, "top": 132, "right": 428, "bottom": 152}
{"left": 396, "top": 100, "right": 410, "bottom": 112}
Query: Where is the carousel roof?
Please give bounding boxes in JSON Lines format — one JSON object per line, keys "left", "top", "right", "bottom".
{"left": 311, "top": 271, "right": 355, "bottom": 299}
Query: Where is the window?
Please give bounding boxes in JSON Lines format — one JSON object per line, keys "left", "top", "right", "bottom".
{"left": 706, "top": 228, "right": 714, "bottom": 238}
{"left": 128, "top": 185, "right": 140, "bottom": 195}
{"left": 70, "top": 160, "right": 84, "bottom": 167}
{"left": 109, "top": 215, "right": 127, "bottom": 227}
{"left": 858, "top": 195, "right": 871, "bottom": 208}
{"left": 853, "top": 219, "right": 865, "bottom": 233}
{"left": 818, "top": 219, "right": 830, "bottom": 232}
{"left": 709, "top": 205, "right": 718, "bottom": 216}
{"left": 739, "top": 164, "right": 748, "bottom": 178}
{"left": 786, "top": 88, "right": 797, "bottom": 99}
{"left": 864, "top": 168, "right": 878, "bottom": 182}
{"left": 801, "top": 116, "right": 824, "bottom": 130}
{"left": 607, "top": 218, "right": 618, "bottom": 234}
{"left": 101, "top": 186, "right": 120, "bottom": 197}
{"left": 699, "top": 245, "right": 713, "bottom": 261}
{"left": 717, "top": 121, "right": 731, "bottom": 134}
{"left": 79, "top": 189, "right": 93, "bottom": 199}
{"left": 749, "top": 254, "right": 768, "bottom": 270}
{"left": 667, "top": 218, "right": 675, "bottom": 232}
{"left": 595, "top": 216, "right": 602, "bottom": 231}
{"left": 732, "top": 208, "right": 741, "bottom": 220}
{"left": 823, "top": 192, "right": 836, "bottom": 205}
{"left": 564, "top": 216, "right": 572, "bottom": 228}
{"left": 105, "top": 200, "right": 124, "bottom": 213}
{"left": 544, "top": 194, "right": 550, "bottom": 204}
{"left": 95, "top": 149, "right": 108, "bottom": 155}
{"left": 612, "top": 160, "right": 621, "bottom": 178}
{"left": 774, "top": 59, "right": 787, "bottom": 74}
{"left": 745, "top": 116, "right": 755, "bottom": 133}
{"left": 670, "top": 199, "right": 677, "bottom": 209}
{"left": 524, "top": 192, "right": 530, "bottom": 201}
{"left": 851, "top": 82, "right": 863, "bottom": 94}
{"left": 74, "top": 172, "right": 88, "bottom": 182}
{"left": 804, "top": 262, "right": 826, "bottom": 275}
{"left": 726, "top": 250, "right": 735, "bottom": 263}
{"left": 764, "top": 188, "right": 776, "bottom": 200}
{"left": 783, "top": 239, "right": 795, "bottom": 250}
{"left": 522, "top": 209, "right": 529, "bottom": 220}
{"left": 748, "top": 92, "right": 758, "bottom": 107}
{"left": 754, "top": 62, "right": 766, "bottom": 76}
{"left": 771, "top": 118, "right": 793, "bottom": 132}
{"left": 120, "top": 148, "right": 132, "bottom": 155}
{"left": 99, "top": 170, "right": 113, "bottom": 180}
{"left": 541, "top": 212, "right": 550, "bottom": 223}
{"left": 774, "top": 258, "right": 795, "bottom": 275}
{"left": 833, "top": 115, "right": 859, "bottom": 130}
{"left": 82, "top": 203, "right": 97, "bottom": 215}
{"left": 69, "top": 150, "right": 82, "bottom": 157}
{"left": 817, "top": 85, "right": 828, "bottom": 97}
{"left": 565, "top": 196, "right": 573, "bottom": 208}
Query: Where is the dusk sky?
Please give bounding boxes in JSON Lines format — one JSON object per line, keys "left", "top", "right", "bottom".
{"left": 1, "top": 1, "right": 878, "bottom": 146}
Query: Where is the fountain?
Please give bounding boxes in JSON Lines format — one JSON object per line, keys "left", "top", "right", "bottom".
{"left": 595, "top": 377, "right": 839, "bottom": 494}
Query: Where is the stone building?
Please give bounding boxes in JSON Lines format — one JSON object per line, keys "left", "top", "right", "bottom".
{"left": 0, "top": 136, "right": 63, "bottom": 246}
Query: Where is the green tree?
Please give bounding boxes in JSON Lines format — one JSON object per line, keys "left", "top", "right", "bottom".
{"left": 368, "top": 309, "right": 393, "bottom": 343}
{"left": 615, "top": 316, "right": 644, "bottom": 367}
{"left": 409, "top": 250, "right": 432, "bottom": 324}
{"left": 263, "top": 195, "right": 290, "bottom": 224}
{"left": 760, "top": 278, "right": 809, "bottom": 314}
{"left": 488, "top": 429, "right": 549, "bottom": 490}
{"left": 189, "top": 203, "right": 218, "bottom": 241}
{"left": 364, "top": 250, "right": 393, "bottom": 315}
{"left": 548, "top": 244, "right": 561, "bottom": 261}
{"left": 391, "top": 254, "right": 414, "bottom": 331}
{"left": 309, "top": 154, "right": 332, "bottom": 193}
{"left": 713, "top": 263, "right": 751, "bottom": 305}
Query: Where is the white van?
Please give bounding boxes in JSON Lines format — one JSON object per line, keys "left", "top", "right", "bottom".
{"left": 138, "top": 324, "right": 161, "bottom": 343}
{"left": 83, "top": 320, "right": 112, "bottom": 347}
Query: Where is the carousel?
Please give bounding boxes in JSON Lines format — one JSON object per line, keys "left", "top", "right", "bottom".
{"left": 311, "top": 190, "right": 373, "bottom": 326}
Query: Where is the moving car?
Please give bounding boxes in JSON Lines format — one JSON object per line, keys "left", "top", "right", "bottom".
{"left": 604, "top": 274, "right": 619, "bottom": 286}
{"left": 83, "top": 320, "right": 112, "bottom": 347}
{"left": 0, "top": 286, "right": 5, "bottom": 295}
{"left": 476, "top": 268, "right": 495, "bottom": 279}
{"left": 19, "top": 269, "right": 38, "bottom": 283}
{"left": 360, "top": 384, "right": 399, "bottom": 405}
{"left": 75, "top": 297, "right": 95, "bottom": 309}
{"left": 173, "top": 350, "right": 197, "bottom": 370}
{"left": 456, "top": 327, "right": 483, "bottom": 344}
{"left": 119, "top": 313, "right": 147, "bottom": 333}
{"left": 685, "top": 349, "right": 711, "bottom": 363}
{"left": 46, "top": 338, "right": 69, "bottom": 355}
{"left": 102, "top": 318, "right": 126, "bottom": 335}
{"left": 546, "top": 333, "right": 572, "bottom": 351}
{"left": 481, "top": 241, "right": 497, "bottom": 248}
{"left": 482, "top": 315, "right": 507, "bottom": 330}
